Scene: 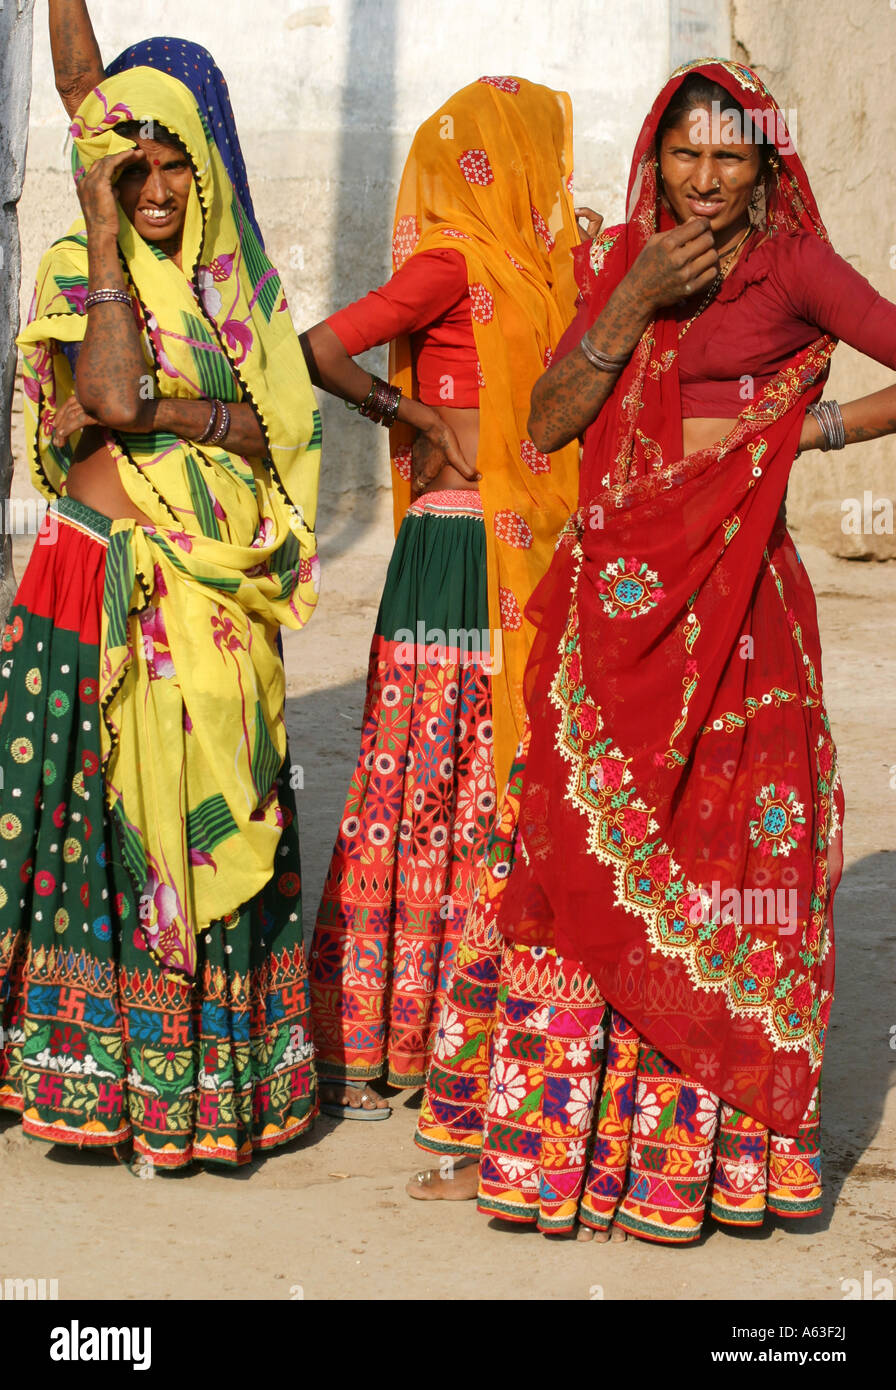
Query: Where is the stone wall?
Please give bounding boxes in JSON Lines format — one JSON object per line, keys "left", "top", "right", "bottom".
{"left": 1, "top": 0, "right": 35, "bottom": 623}
{"left": 731, "top": 0, "right": 896, "bottom": 557}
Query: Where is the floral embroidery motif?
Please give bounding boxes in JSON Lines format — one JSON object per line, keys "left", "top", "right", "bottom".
{"left": 521, "top": 438, "right": 551, "bottom": 474}
{"left": 458, "top": 149, "right": 494, "bottom": 186}
{"left": 469, "top": 284, "right": 495, "bottom": 324}
{"left": 589, "top": 229, "right": 620, "bottom": 277}
{"left": 596, "top": 557, "right": 664, "bottom": 619}
{"left": 494, "top": 510, "right": 533, "bottom": 549}
{"left": 749, "top": 783, "right": 807, "bottom": 858}
{"left": 478, "top": 76, "right": 521, "bottom": 94}
{"left": 11, "top": 737, "right": 33, "bottom": 764}
{"left": 530, "top": 204, "right": 554, "bottom": 252}
{"left": 393, "top": 444, "right": 412, "bottom": 481}
{"left": 392, "top": 215, "right": 420, "bottom": 269}
{"left": 546, "top": 546, "right": 836, "bottom": 1063}
{"left": 499, "top": 588, "right": 523, "bottom": 631}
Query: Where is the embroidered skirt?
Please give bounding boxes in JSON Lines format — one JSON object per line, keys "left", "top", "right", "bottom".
{"left": 309, "top": 489, "right": 497, "bottom": 1087}
{"left": 0, "top": 498, "right": 317, "bottom": 1168}
{"left": 416, "top": 742, "right": 822, "bottom": 1240}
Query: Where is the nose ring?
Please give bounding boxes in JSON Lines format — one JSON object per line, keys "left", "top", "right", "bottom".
{"left": 711, "top": 178, "right": 721, "bottom": 190}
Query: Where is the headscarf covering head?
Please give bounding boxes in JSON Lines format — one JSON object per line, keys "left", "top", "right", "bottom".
{"left": 497, "top": 61, "right": 841, "bottom": 1136}
{"left": 388, "top": 76, "right": 582, "bottom": 793}
{"left": 19, "top": 68, "right": 321, "bottom": 977}
{"left": 105, "top": 36, "right": 263, "bottom": 246}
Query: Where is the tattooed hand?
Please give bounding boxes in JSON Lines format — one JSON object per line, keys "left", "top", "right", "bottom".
{"left": 77, "top": 147, "right": 141, "bottom": 236}
{"left": 411, "top": 420, "right": 478, "bottom": 495}
{"left": 52, "top": 391, "right": 100, "bottom": 447}
{"left": 626, "top": 216, "right": 719, "bottom": 312}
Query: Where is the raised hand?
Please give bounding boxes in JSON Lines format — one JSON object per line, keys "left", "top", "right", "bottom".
{"left": 627, "top": 217, "right": 719, "bottom": 312}
{"left": 76, "top": 147, "right": 141, "bottom": 236}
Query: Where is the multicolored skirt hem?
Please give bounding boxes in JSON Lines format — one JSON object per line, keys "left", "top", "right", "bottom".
{"left": 310, "top": 489, "right": 497, "bottom": 1089}
{"left": 0, "top": 496, "right": 317, "bottom": 1169}
{"left": 476, "top": 1195, "right": 577, "bottom": 1234}
{"left": 413, "top": 1130, "right": 483, "bottom": 1158}
{"left": 418, "top": 928, "right": 824, "bottom": 1239}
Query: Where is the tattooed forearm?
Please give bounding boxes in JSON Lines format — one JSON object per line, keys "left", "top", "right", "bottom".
{"left": 840, "top": 387, "right": 896, "bottom": 448}
{"left": 529, "top": 280, "right": 653, "bottom": 452}
{"left": 151, "top": 399, "right": 269, "bottom": 457}
{"left": 49, "top": 0, "right": 104, "bottom": 116}
{"left": 76, "top": 231, "right": 150, "bottom": 429}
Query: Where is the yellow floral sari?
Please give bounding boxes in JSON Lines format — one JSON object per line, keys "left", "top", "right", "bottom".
{"left": 17, "top": 69, "right": 322, "bottom": 975}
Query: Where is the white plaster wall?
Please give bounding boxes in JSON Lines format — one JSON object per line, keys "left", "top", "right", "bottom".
{"left": 2, "top": 0, "right": 36, "bottom": 621}
{"left": 732, "top": 0, "right": 896, "bottom": 558}
{"left": 16, "top": 1, "right": 896, "bottom": 561}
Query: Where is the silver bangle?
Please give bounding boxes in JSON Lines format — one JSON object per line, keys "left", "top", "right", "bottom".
{"left": 820, "top": 399, "right": 846, "bottom": 450}
{"left": 84, "top": 289, "right": 132, "bottom": 311}
{"left": 808, "top": 400, "right": 845, "bottom": 452}
{"left": 209, "top": 399, "right": 231, "bottom": 445}
{"left": 580, "top": 336, "right": 630, "bottom": 374}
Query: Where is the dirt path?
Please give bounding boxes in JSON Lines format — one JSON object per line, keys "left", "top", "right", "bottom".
{"left": 1, "top": 514, "right": 894, "bottom": 1300}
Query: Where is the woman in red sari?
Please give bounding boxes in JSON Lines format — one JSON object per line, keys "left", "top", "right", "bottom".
{"left": 412, "top": 59, "right": 896, "bottom": 1241}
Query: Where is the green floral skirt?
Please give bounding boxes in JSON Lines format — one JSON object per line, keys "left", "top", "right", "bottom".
{"left": 0, "top": 498, "right": 317, "bottom": 1168}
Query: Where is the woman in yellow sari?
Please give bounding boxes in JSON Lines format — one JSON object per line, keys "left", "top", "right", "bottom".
{"left": 0, "top": 67, "right": 321, "bottom": 1168}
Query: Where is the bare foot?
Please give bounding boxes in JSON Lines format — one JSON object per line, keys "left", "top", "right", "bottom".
{"left": 406, "top": 1156, "right": 480, "bottom": 1201}
{"left": 577, "top": 1222, "right": 627, "bottom": 1242}
{"left": 319, "top": 1081, "right": 391, "bottom": 1115}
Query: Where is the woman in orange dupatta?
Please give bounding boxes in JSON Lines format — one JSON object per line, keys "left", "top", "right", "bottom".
{"left": 303, "top": 77, "right": 585, "bottom": 1114}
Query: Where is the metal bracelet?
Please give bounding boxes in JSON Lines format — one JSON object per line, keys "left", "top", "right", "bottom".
{"left": 808, "top": 400, "right": 846, "bottom": 452}
{"left": 84, "top": 289, "right": 132, "bottom": 311}
{"left": 806, "top": 404, "right": 829, "bottom": 452}
{"left": 196, "top": 400, "right": 220, "bottom": 444}
{"left": 580, "top": 336, "right": 629, "bottom": 374}
{"left": 380, "top": 383, "right": 402, "bottom": 428}
{"left": 209, "top": 399, "right": 231, "bottom": 445}
{"left": 820, "top": 399, "right": 846, "bottom": 451}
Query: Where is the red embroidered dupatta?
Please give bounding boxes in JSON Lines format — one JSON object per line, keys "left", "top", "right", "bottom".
{"left": 497, "top": 60, "right": 844, "bottom": 1136}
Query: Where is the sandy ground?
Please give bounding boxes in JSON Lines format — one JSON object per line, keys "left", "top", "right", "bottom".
{"left": 1, "top": 447, "right": 894, "bottom": 1300}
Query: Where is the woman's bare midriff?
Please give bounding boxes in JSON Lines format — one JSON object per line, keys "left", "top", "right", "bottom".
{"left": 417, "top": 403, "right": 480, "bottom": 494}
{"left": 682, "top": 416, "right": 738, "bottom": 454}
{"left": 66, "top": 426, "right": 155, "bottom": 526}
{"left": 416, "top": 415, "right": 740, "bottom": 491}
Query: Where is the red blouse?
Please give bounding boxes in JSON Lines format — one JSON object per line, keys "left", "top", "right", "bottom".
{"left": 560, "top": 229, "right": 896, "bottom": 416}
{"left": 327, "top": 248, "right": 479, "bottom": 407}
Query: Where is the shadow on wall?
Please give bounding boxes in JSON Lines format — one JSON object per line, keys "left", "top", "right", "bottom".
{"left": 320, "top": 0, "right": 397, "bottom": 564}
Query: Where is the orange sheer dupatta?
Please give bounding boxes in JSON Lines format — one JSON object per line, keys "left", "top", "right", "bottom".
{"left": 387, "top": 76, "right": 581, "bottom": 793}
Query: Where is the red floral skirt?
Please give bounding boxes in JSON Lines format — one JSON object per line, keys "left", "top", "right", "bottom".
{"left": 310, "top": 491, "right": 497, "bottom": 1086}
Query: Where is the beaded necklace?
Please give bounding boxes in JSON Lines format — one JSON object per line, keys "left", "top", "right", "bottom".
{"left": 678, "top": 224, "right": 755, "bottom": 339}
